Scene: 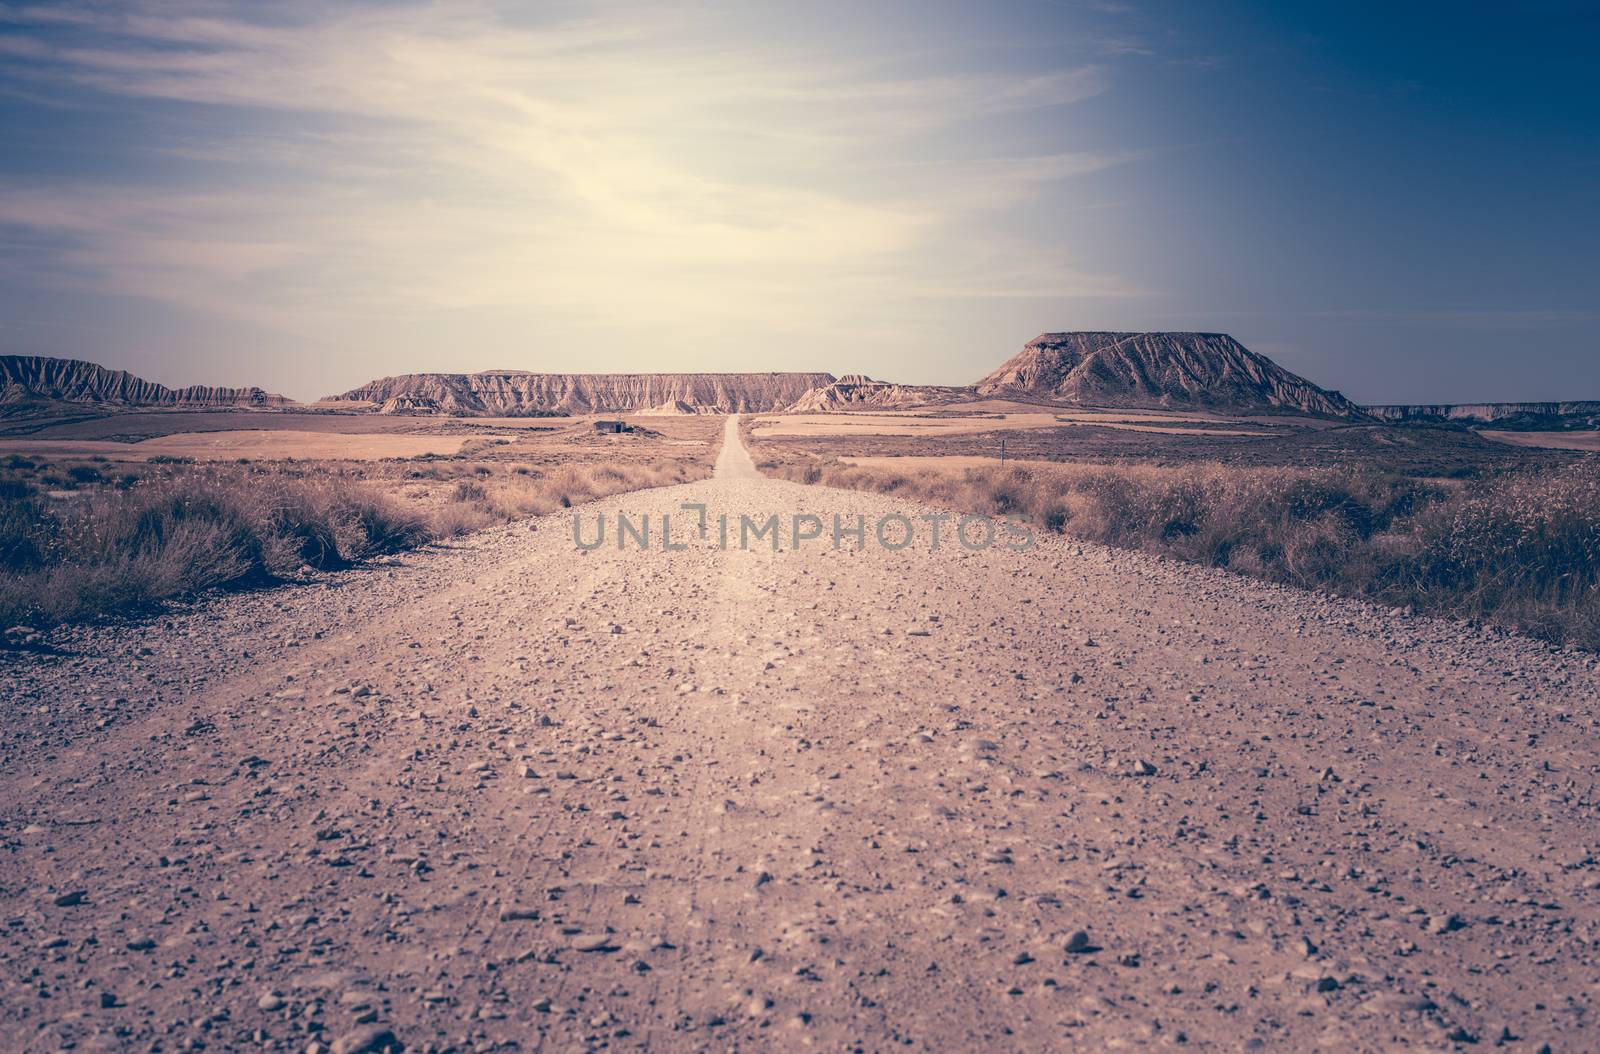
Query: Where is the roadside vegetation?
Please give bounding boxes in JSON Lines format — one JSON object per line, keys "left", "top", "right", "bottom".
{"left": 0, "top": 452, "right": 707, "bottom": 631}
{"left": 420, "top": 460, "right": 703, "bottom": 537}
{"left": 756, "top": 449, "right": 1600, "bottom": 650}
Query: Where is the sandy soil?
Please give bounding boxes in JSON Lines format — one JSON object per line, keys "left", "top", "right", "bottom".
{"left": 839, "top": 454, "right": 1070, "bottom": 472}
{"left": 0, "top": 431, "right": 509, "bottom": 462}
{"left": 1054, "top": 423, "right": 1278, "bottom": 437}
{"left": 3, "top": 417, "right": 1598, "bottom": 1053}
{"left": 892, "top": 399, "right": 1338, "bottom": 429}
{"left": 750, "top": 404, "right": 1325, "bottom": 441}
{"left": 0, "top": 414, "right": 721, "bottom": 463}
{"left": 0, "top": 412, "right": 516, "bottom": 442}
{"left": 1481, "top": 429, "right": 1600, "bottom": 452}
{"left": 749, "top": 411, "right": 1068, "bottom": 438}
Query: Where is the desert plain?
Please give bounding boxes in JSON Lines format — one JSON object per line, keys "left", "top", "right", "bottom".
{"left": 3, "top": 403, "right": 1599, "bottom": 1054}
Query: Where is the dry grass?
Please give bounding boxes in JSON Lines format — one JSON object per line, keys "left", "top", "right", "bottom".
{"left": 0, "top": 454, "right": 709, "bottom": 630}
{"left": 0, "top": 468, "right": 428, "bottom": 628}
{"left": 760, "top": 452, "right": 1600, "bottom": 649}
{"left": 422, "top": 461, "right": 706, "bottom": 538}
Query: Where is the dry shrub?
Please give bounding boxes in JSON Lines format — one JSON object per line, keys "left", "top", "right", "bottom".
{"left": 0, "top": 468, "right": 427, "bottom": 628}
{"left": 429, "top": 501, "right": 497, "bottom": 538}
{"left": 1381, "top": 463, "right": 1600, "bottom": 621}
{"left": 427, "top": 459, "right": 703, "bottom": 537}
{"left": 452, "top": 480, "right": 489, "bottom": 503}
{"left": 766, "top": 454, "right": 1600, "bottom": 649}
{"left": 0, "top": 445, "right": 692, "bottom": 630}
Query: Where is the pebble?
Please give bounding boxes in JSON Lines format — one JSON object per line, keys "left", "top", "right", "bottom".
{"left": 330, "top": 1025, "right": 400, "bottom": 1054}
{"left": 1357, "top": 993, "right": 1433, "bottom": 1017}
{"left": 1424, "top": 913, "right": 1465, "bottom": 934}
{"left": 1065, "top": 930, "right": 1093, "bottom": 954}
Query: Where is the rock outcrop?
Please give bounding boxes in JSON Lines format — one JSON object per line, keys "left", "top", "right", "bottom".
{"left": 329, "top": 372, "right": 836, "bottom": 415}
{"left": 975, "top": 332, "right": 1363, "bottom": 417}
{"left": 0, "top": 355, "right": 291, "bottom": 413}
{"left": 1365, "top": 402, "right": 1600, "bottom": 430}
{"left": 785, "top": 375, "right": 971, "bottom": 412}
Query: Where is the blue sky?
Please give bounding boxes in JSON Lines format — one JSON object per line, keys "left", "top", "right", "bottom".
{"left": 0, "top": 0, "right": 1595, "bottom": 403}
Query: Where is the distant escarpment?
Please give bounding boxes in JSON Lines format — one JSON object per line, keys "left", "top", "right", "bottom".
{"left": 785, "top": 375, "right": 972, "bottom": 413}
{"left": 1365, "top": 402, "right": 1600, "bottom": 431}
{"left": 0, "top": 356, "right": 291, "bottom": 414}
{"left": 977, "top": 332, "right": 1364, "bottom": 417}
{"left": 330, "top": 371, "right": 836, "bottom": 415}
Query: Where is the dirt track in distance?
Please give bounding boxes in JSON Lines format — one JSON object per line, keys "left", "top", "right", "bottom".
{"left": 3, "top": 416, "right": 1598, "bottom": 1053}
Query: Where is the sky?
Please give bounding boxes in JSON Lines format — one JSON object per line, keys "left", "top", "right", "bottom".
{"left": 0, "top": 0, "right": 1595, "bottom": 404}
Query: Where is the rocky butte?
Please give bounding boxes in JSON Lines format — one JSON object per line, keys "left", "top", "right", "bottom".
{"left": 784, "top": 374, "right": 970, "bottom": 412}
{"left": 0, "top": 355, "right": 291, "bottom": 413}
{"left": 327, "top": 371, "right": 836, "bottom": 415}
{"left": 19, "top": 335, "right": 1580, "bottom": 423}
{"left": 974, "top": 332, "right": 1365, "bottom": 416}
{"left": 1365, "top": 402, "right": 1600, "bottom": 429}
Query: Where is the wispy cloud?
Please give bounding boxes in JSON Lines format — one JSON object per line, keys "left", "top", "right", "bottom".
{"left": 0, "top": 0, "right": 1137, "bottom": 378}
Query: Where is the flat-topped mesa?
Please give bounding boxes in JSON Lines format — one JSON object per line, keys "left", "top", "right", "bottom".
{"left": 0, "top": 355, "right": 291, "bottom": 412}
{"left": 976, "top": 332, "right": 1364, "bottom": 417}
{"left": 785, "top": 375, "right": 972, "bottom": 412}
{"left": 329, "top": 371, "right": 836, "bottom": 415}
{"left": 1366, "top": 402, "right": 1600, "bottom": 429}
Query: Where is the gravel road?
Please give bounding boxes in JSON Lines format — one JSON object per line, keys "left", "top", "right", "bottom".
{"left": 3, "top": 417, "right": 1598, "bottom": 1053}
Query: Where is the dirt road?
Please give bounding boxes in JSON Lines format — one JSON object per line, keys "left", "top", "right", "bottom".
{"left": 3, "top": 418, "right": 1598, "bottom": 1053}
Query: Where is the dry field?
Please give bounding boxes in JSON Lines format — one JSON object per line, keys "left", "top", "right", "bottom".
{"left": 3, "top": 418, "right": 1599, "bottom": 1054}
{"left": 841, "top": 454, "right": 1067, "bottom": 471}
{"left": 0, "top": 409, "right": 506, "bottom": 441}
{"left": 1482, "top": 429, "right": 1600, "bottom": 452}
{"left": 749, "top": 410, "right": 1583, "bottom": 474}
{"left": 0, "top": 431, "right": 506, "bottom": 461}
{"left": 745, "top": 411, "right": 1600, "bottom": 649}
{"left": 749, "top": 401, "right": 1311, "bottom": 441}
{"left": 0, "top": 412, "right": 721, "bottom": 629}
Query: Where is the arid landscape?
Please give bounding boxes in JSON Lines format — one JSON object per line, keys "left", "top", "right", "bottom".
{"left": 2, "top": 332, "right": 1599, "bottom": 1054}
{"left": 3, "top": 3, "right": 1596, "bottom": 1050}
